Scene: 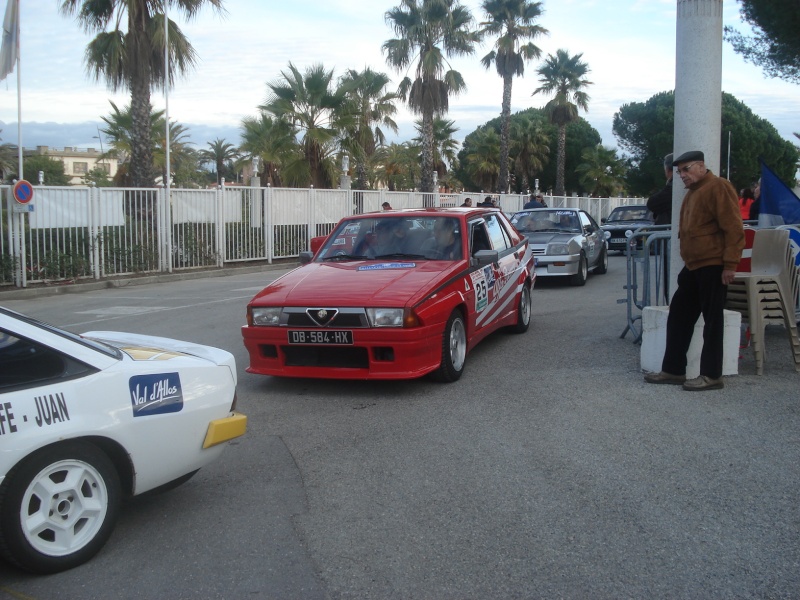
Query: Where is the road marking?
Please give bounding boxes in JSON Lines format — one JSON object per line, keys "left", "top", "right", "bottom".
{"left": 75, "top": 306, "right": 169, "bottom": 316}
{"left": 62, "top": 295, "right": 256, "bottom": 328}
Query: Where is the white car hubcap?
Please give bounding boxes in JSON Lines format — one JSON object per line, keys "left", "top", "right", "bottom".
{"left": 450, "top": 318, "right": 466, "bottom": 371}
{"left": 21, "top": 459, "right": 109, "bottom": 556}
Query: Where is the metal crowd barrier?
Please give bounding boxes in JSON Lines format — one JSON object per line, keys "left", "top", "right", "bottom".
{"left": 619, "top": 225, "right": 672, "bottom": 343}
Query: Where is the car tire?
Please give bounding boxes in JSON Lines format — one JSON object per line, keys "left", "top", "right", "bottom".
{"left": 570, "top": 253, "right": 588, "bottom": 286}
{"left": 509, "top": 282, "right": 532, "bottom": 334}
{"left": 0, "top": 441, "right": 121, "bottom": 574}
{"left": 431, "top": 310, "right": 467, "bottom": 383}
{"left": 595, "top": 247, "right": 608, "bottom": 275}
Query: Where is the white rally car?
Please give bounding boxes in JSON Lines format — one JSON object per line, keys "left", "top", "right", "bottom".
{"left": 0, "top": 307, "right": 247, "bottom": 574}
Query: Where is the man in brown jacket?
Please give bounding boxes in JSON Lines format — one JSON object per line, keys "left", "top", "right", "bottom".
{"left": 644, "top": 150, "right": 744, "bottom": 391}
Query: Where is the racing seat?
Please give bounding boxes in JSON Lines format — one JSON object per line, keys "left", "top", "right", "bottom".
{"left": 725, "top": 228, "right": 800, "bottom": 375}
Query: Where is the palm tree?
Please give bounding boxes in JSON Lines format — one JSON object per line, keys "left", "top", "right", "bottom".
{"left": 339, "top": 67, "right": 399, "bottom": 190}
{"left": 479, "top": 0, "right": 547, "bottom": 194}
{"left": 60, "top": 0, "right": 224, "bottom": 188}
{"left": 377, "top": 142, "right": 420, "bottom": 191}
{"left": 509, "top": 114, "right": 549, "bottom": 192}
{"left": 575, "top": 145, "right": 627, "bottom": 197}
{"left": 383, "top": 0, "right": 480, "bottom": 193}
{"left": 260, "top": 62, "right": 349, "bottom": 189}
{"left": 201, "top": 138, "right": 239, "bottom": 184}
{"left": 463, "top": 125, "right": 501, "bottom": 191}
{"left": 239, "top": 113, "right": 297, "bottom": 187}
{"left": 414, "top": 117, "right": 459, "bottom": 182}
{"left": 99, "top": 100, "right": 196, "bottom": 187}
{"left": 100, "top": 100, "right": 160, "bottom": 185}
{"left": 532, "top": 49, "right": 592, "bottom": 196}
{"left": 154, "top": 119, "right": 195, "bottom": 186}
{"left": 0, "top": 130, "right": 16, "bottom": 181}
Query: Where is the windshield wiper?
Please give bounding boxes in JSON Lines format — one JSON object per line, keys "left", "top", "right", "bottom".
{"left": 322, "top": 254, "right": 369, "bottom": 261}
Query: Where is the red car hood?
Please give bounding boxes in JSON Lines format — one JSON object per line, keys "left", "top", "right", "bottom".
{"left": 251, "top": 261, "right": 461, "bottom": 307}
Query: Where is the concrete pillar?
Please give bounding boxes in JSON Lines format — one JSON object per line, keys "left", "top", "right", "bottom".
{"left": 670, "top": 0, "right": 724, "bottom": 296}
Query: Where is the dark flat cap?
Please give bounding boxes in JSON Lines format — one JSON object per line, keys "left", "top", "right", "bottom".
{"left": 671, "top": 150, "right": 704, "bottom": 166}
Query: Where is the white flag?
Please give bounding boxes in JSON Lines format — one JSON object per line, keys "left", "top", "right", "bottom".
{"left": 0, "top": 0, "right": 19, "bottom": 82}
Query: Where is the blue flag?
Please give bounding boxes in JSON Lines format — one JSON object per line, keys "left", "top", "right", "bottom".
{"left": 757, "top": 159, "right": 800, "bottom": 227}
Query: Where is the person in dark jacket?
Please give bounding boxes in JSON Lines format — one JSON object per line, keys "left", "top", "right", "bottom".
{"left": 523, "top": 194, "right": 545, "bottom": 209}
{"left": 646, "top": 153, "right": 674, "bottom": 225}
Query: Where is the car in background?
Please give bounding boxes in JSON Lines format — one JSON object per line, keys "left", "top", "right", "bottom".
{"left": 242, "top": 208, "right": 535, "bottom": 383}
{"left": 0, "top": 307, "right": 246, "bottom": 574}
{"left": 600, "top": 205, "right": 655, "bottom": 253}
{"left": 510, "top": 208, "right": 608, "bottom": 286}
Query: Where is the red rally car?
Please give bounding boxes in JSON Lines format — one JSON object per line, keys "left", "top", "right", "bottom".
{"left": 241, "top": 208, "right": 535, "bottom": 382}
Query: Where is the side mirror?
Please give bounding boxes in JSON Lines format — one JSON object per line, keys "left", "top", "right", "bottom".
{"left": 299, "top": 251, "right": 314, "bottom": 264}
{"left": 472, "top": 249, "right": 499, "bottom": 266}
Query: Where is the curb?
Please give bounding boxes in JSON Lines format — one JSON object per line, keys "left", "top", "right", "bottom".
{"left": 0, "top": 263, "right": 292, "bottom": 301}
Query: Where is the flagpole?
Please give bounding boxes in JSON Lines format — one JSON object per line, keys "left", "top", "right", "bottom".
{"left": 164, "top": 0, "right": 170, "bottom": 193}
{"left": 164, "top": 0, "right": 172, "bottom": 273}
{"left": 15, "top": 0, "right": 21, "bottom": 179}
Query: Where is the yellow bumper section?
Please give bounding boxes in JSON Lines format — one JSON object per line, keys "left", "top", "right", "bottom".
{"left": 203, "top": 412, "right": 247, "bottom": 449}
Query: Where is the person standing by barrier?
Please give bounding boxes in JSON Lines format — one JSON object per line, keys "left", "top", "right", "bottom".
{"left": 749, "top": 179, "right": 761, "bottom": 221}
{"left": 647, "top": 153, "right": 674, "bottom": 301}
{"left": 644, "top": 150, "right": 744, "bottom": 391}
{"left": 738, "top": 188, "right": 755, "bottom": 220}
{"left": 646, "top": 153, "right": 674, "bottom": 225}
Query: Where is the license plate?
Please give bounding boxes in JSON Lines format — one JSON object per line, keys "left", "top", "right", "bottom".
{"left": 611, "top": 238, "right": 626, "bottom": 244}
{"left": 287, "top": 330, "right": 353, "bottom": 345}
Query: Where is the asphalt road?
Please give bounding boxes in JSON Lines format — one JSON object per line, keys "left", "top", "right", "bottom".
{"left": 1, "top": 256, "right": 798, "bottom": 599}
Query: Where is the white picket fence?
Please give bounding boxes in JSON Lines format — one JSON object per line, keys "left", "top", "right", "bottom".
{"left": 0, "top": 184, "right": 642, "bottom": 288}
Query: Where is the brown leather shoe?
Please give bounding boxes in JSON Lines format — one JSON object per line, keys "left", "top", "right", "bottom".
{"left": 682, "top": 375, "right": 724, "bottom": 391}
{"left": 644, "top": 371, "right": 686, "bottom": 385}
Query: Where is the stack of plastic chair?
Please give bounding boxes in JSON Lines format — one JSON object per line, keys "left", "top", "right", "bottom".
{"left": 727, "top": 228, "right": 800, "bottom": 375}
{"left": 725, "top": 226, "right": 756, "bottom": 320}
{"left": 777, "top": 224, "right": 800, "bottom": 319}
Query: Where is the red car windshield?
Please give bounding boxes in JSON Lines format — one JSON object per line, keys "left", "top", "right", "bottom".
{"left": 317, "top": 216, "right": 463, "bottom": 261}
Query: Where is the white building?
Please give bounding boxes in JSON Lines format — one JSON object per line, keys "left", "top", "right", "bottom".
{"left": 34, "top": 146, "right": 119, "bottom": 185}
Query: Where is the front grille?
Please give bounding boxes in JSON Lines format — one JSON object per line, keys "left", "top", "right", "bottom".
{"left": 282, "top": 345, "right": 369, "bottom": 368}
{"left": 283, "top": 307, "right": 368, "bottom": 328}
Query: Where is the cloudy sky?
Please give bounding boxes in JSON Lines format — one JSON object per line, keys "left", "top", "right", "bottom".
{"left": 0, "top": 0, "right": 796, "bottom": 156}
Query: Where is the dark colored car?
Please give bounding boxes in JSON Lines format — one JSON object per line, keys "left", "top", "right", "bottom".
{"left": 601, "top": 205, "right": 655, "bottom": 253}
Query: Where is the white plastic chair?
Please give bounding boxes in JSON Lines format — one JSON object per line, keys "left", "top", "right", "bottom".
{"left": 727, "top": 228, "right": 800, "bottom": 375}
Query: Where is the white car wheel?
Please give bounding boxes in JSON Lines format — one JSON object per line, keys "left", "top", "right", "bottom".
{"left": 0, "top": 441, "right": 121, "bottom": 574}
{"left": 432, "top": 310, "right": 467, "bottom": 382}
{"left": 510, "top": 283, "right": 532, "bottom": 334}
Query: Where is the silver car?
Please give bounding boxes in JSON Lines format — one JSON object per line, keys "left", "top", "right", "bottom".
{"left": 510, "top": 208, "right": 608, "bottom": 286}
